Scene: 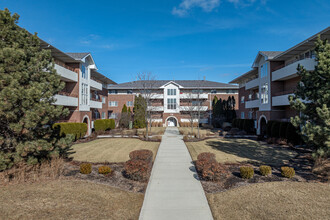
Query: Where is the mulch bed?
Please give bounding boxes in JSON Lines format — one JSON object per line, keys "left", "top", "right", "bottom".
{"left": 62, "top": 161, "right": 150, "bottom": 193}
{"left": 198, "top": 152, "right": 327, "bottom": 194}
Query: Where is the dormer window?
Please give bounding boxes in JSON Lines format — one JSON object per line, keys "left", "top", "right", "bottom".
{"left": 167, "top": 89, "right": 176, "bottom": 96}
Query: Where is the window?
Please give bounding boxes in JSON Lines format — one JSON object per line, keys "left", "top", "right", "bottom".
{"left": 211, "top": 90, "right": 217, "bottom": 94}
{"left": 241, "top": 112, "right": 245, "bottom": 119}
{"left": 192, "top": 89, "right": 203, "bottom": 94}
{"left": 108, "top": 101, "right": 118, "bottom": 107}
{"left": 127, "top": 90, "right": 133, "bottom": 94}
{"left": 109, "top": 112, "right": 118, "bottom": 119}
{"left": 81, "top": 83, "right": 88, "bottom": 105}
{"left": 108, "top": 90, "right": 118, "bottom": 94}
{"left": 102, "top": 112, "right": 106, "bottom": 119}
{"left": 192, "top": 100, "right": 202, "bottom": 106}
{"left": 127, "top": 101, "right": 133, "bottom": 107}
{"left": 260, "top": 62, "right": 268, "bottom": 78}
{"left": 94, "top": 110, "right": 100, "bottom": 119}
{"left": 248, "top": 111, "right": 253, "bottom": 119}
{"left": 241, "top": 96, "right": 245, "bottom": 103}
{"left": 261, "top": 83, "right": 269, "bottom": 104}
{"left": 167, "top": 98, "right": 176, "bottom": 109}
{"left": 167, "top": 89, "right": 176, "bottom": 96}
{"left": 102, "top": 97, "right": 106, "bottom": 104}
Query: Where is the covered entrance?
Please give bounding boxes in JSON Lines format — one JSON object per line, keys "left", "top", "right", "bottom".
{"left": 167, "top": 117, "right": 177, "bottom": 127}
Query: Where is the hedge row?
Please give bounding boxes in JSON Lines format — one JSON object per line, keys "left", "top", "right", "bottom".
{"left": 267, "top": 121, "right": 301, "bottom": 144}
{"left": 53, "top": 122, "right": 87, "bottom": 140}
{"left": 94, "top": 119, "right": 115, "bottom": 132}
{"left": 232, "top": 119, "right": 255, "bottom": 134}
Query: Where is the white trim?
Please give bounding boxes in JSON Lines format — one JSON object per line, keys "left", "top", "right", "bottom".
{"left": 165, "top": 116, "right": 179, "bottom": 127}
{"left": 257, "top": 115, "right": 268, "bottom": 135}
{"left": 82, "top": 115, "right": 91, "bottom": 136}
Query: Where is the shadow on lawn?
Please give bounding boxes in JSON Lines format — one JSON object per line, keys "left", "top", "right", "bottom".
{"left": 206, "top": 139, "right": 297, "bottom": 166}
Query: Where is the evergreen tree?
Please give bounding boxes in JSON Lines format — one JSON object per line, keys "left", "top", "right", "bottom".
{"left": 133, "top": 95, "right": 146, "bottom": 128}
{"left": 0, "top": 9, "right": 72, "bottom": 171}
{"left": 119, "top": 104, "right": 129, "bottom": 128}
{"left": 212, "top": 96, "right": 218, "bottom": 116}
{"left": 289, "top": 36, "right": 330, "bottom": 158}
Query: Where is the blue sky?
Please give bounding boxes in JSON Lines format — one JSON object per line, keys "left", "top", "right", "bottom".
{"left": 1, "top": 0, "right": 330, "bottom": 83}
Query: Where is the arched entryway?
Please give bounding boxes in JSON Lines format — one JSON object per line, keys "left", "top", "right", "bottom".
{"left": 82, "top": 115, "right": 90, "bottom": 136}
{"left": 258, "top": 115, "right": 267, "bottom": 136}
{"left": 166, "top": 117, "right": 178, "bottom": 127}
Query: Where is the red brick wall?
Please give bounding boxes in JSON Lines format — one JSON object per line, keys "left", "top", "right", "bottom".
{"left": 108, "top": 94, "right": 135, "bottom": 114}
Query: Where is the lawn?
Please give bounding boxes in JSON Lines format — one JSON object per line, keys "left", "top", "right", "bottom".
{"left": 178, "top": 127, "right": 215, "bottom": 137}
{"left": 0, "top": 180, "right": 144, "bottom": 220}
{"left": 185, "top": 138, "right": 297, "bottom": 165}
{"left": 207, "top": 182, "right": 330, "bottom": 220}
{"left": 71, "top": 138, "right": 160, "bottom": 163}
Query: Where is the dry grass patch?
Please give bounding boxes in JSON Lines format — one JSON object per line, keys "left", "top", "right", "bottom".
{"left": 186, "top": 138, "right": 297, "bottom": 165}
{"left": 0, "top": 180, "right": 143, "bottom": 220}
{"left": 178, "top": 127, "right": 214, "bottom": 137}
{"left": 71, "top": 138, "right": 159, "bottom": 163}
{"left": 207, "top": 182, "right": 330, "bottom": 220}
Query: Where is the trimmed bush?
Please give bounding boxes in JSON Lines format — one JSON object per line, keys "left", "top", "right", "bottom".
{"left": 129, "top": 149, "right": 153, "bottom": 164}
{"left": 240, "top": 166, "right": 254, "bottom": 179}
{"left": 281, "top": 166, "right": 295, "bottom": 178}
{"left": 259, "top": 165, "right": 272, "bottom": 176}
{"left": 279, "top": 122, "right": 289, "bottom": 139}
{"left": 232, "top": 119, "right": 238, "bottom": 128}
{"left": 201, "top": 162, "right": 227, "bottom": 181}
{"left": 80, "top": 163, "right": 92, "bottom": 174}
{"left": 94, "top": 119, "right": 115, "bottom": 132}
{"left": 286, "top": 123, "right": 301, "bottom": 145}
{"left": 53, "top": 122, "right": 87, "bottom": 140}
{"left": 243, "top": 119, "right": 255, "bottom": 134}
{"left": 197, "top": 152, "right": 216, "bottom": 161}
{"left": 266, "top": 120, "right": 276, "bottom": 138}
{"left": 124, "top": 159, "right": 150, "bottom": 181}
{"left": 271, "top": 121, "right": 281, "bottom": 138}
{"left": 98, "top": 165, "right": 112, "bottom": 175}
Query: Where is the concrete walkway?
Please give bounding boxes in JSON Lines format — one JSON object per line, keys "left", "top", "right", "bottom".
{"left": 139, "top": 127, "right": 213, "bottom": 220}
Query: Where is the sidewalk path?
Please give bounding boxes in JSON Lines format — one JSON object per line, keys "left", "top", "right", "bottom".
{"left": 139, "top": 127, "right": 213, "bottom": 220}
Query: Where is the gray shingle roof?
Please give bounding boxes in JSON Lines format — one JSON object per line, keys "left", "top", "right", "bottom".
{"left": 260, "top": 51, "right": 283, "bottom": 59}
{"left": 66, "top": 52, "right": 90, "bottom": 60}
{"left": 108, "top": 80, "right": 238, "bottom": 89}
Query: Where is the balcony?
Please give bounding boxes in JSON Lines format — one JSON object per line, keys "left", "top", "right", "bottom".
{"left": 245, "top": 78, "right": 259, "bottom": 90}
{"left": 54, "top": 64, "right": 78, "bottom": 82}
{"left": 142, "top": 93, "right": 164, "bottom": 99}
{"left": 90, "top": 79, "right": 102, "bottom": 91}
{"left": 272, "top": 94, "right": 293, "bottom": 106}
{"left": 180, "top": 93, "right": 208, "bottom": 99}
{"left": 90, "top": 100, "right": 102, "bottom": 109}
{"left": 179, "top": 106, "right": 208, "bottom": 111}
{"left": 272, "top": 58, "right": 317, "bottom": 81}
{"left": 245, "top": 99, "right": 260, "bottom": 109}
{"left": 54, "top": 94, "right": 78, "bottom": 107}
{"left": 147, "top": 106, "right": 164, "bottom": 111}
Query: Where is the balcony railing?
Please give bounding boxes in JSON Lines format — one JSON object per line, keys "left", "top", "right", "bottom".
{"left": 245, "top": 78, "right": 259, "bottom": 90}
{"left": 179, "top": 93, "right": 208, "bottom": 99}
{"left": 58, "top": 91, "right": 78, "bottom": 98}
{"left": 272, "top": 58, "right": 317, "bottom": 81}
{"left": 179, "top": 106, "right": 208, "bottom": 111}
{"left": 54, "top": 64, "right": 78, "bottom": 82}
{"left": 147, "top": 106, "right": 164, "bottom": 111}
{"left": 274, "top": 89, "right": 295, "bottom": 96}
{"left": 272, "top": 94, "right": 293, "bottom": 106}
{"left": 245, "top": 99, "right": 259, "bottom": 109}
{"left": 90, "top": 100, "right": 102, "bottom": 109}
{"left": 54, "top": 94, "right": 78, "bottom": 107}
{"left": 90, "top": 79, "right": 102, "bottom": 91}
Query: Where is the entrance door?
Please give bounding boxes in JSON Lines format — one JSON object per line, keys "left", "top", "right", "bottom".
{"left": 167, "top": 117, "right": 177, "bottom": 127}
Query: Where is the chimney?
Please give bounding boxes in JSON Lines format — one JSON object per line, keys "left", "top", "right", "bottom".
{"left": 203, "top": 76, "right": 206, "bottom": 81}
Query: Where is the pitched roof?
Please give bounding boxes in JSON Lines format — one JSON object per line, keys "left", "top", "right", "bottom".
{"left": 66, "top": 52, "right": 90, "bottom": 60}
{"left": 108, "top": 80, "right": 238, "bottom": 89}
{"left": 259, "top": 51, "right": 283, "bottom": 59}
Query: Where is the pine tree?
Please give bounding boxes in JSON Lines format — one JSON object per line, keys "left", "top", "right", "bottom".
{"left": 0, "top": 9, "right": 72, "bottom": 171}
{"left": 289, "top": 36, "right": 330, "bottom": 158}
{"left": 119, "top": 104, "right": 129, "bottom": 128}
{"left": 133, "top": 95, "right": 146, "bottom": 128}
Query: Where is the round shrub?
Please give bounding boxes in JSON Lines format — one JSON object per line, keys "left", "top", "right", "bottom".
{"left": 80, "top": 163, "right": 92, "bottom": 174}
{"left": 281, "top": 166, "right": 295, "bottom": 178}
{"left": 271, "top": 121, "right": 281, "bottom": 138}
{"left": 98, "top": 165, "right": 112, "bottom": 175}
{"left": 266, "top": 120, "right": 275, "bottom": 138}
{"left": 201, "top": 162, "right": 227, "bottom": 181}
{"left": 197, "top": 152, "right": 216, "bottom": 161}
{"left": 259, "top": 165, "right": 272, "bottom": 176}
{"left": 240, "top": 166, "right": 254, "bottom": 179}
{"left": 279, "top": 122, "right": 289, "bottom": 140}
{"left": 129, "top": 149, "right": 153, "bottom": 163}
{"left": 124, "top": 159, "right": 150, "bottom": 182}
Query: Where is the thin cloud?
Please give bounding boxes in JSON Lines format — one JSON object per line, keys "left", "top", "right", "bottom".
{"left": 172, "top": 0, "right": 220, "bottom": 17}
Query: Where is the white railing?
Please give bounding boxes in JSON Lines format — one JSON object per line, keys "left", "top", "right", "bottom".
{"left": 90, "top": 100, "right": 102, "bottom": 109}
{"left": 179, "top": 93, "right": 208, "bottom": 99}
{"left": 54, "top": 94, "right": 78, "bottom": 107}
{"left": 54, "top": 64, "right": 78, "bottom": 82}
{"left": 142, "top": 94, "right": 164, "bottom": 99}
{"left": 179, "top": 106, "right": 208, "bottom": 111}
{"left": 272, "top": 58, "right": 317, "bottom": 81}
{"left": 245, "top": 78, "right": 259, "bottom": 90}
{"left": 272, "top": 94, "right": 293, "bottom": 106}
{"left": 245, "top": 99, "right": 260, "bottom": 108}
{"left": 90, "top": 79, "right": 102, "bottom": 91}
{"left": 147, "top": 106, "right": 164, "bottom": 111}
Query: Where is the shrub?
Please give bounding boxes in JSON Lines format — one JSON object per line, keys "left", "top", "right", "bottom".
{"left": 281, "top": 166, "right": 295, "bottom": 178}
{"left": 197, "top": 152, "right": 216, "bottom": 161}
{"left": 259, "top": 165, "right": 272, "bottom": 176}
{"left": 201, "top": 162, "right": 227, "bottom": 181}
{"left": 279, "top": 122, "right": 289, "bottom": 139}
{"left": 80, "top": 163, "right": 92, "bottom": 174}
{"left": 53, "top": 122, "right": 87, "bottom": 140}
{"left": 124, "top": 159, "right": 150, "bottom": 181}
{"left": 98, "top": 165, "right": 112, "bottom": 175}
{"left": 129, "top": 149, "right": 153, "bottom": 164}
{"left": 266, "top": 120, "right": 276, "bottom": 138}
{"left": 286, "top": 123, "right": 301, "bottom": 145}
{"left": 271, "top": 121, "right": 281, "bottom": 138}
{"left": 94, "top": 119, "right": 115, "bottom": 132}
{"left": 232, "top": 119, "right": 238, "bottom": 128}
{"left": 243, "top": 119, "right": 255, "bottom": 134}
{"left": 240, "top": 166, "right": 254, "bottom": 179}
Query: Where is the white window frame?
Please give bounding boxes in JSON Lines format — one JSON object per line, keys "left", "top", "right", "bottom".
{"left": 127, "top": 101, "right": 133, "bottom": 107}
{"left": 167, "top": 98, "right": 177, "bottom": 109}
{"left": 108, "top": 101, "right": 118, "bottom": 107}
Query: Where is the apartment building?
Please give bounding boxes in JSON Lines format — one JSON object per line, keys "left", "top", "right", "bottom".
{"left": 39, "top": 40, "right": 116, "bottom": 135}
{"left": 107, "top": 80, "right": 238, "bottom": 126}
{"left": 230, "top": 27, "right": 330, "bottom": 135}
